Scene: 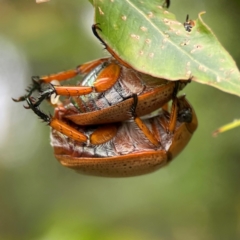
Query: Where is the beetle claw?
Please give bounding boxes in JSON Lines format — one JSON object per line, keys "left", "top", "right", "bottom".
{"left": 26, "top": 97, "right": 51, "bottom": 123}
{"left": 12, "top": 97, "right": 25, "bottom": 102}
{"left": 23, "top": 104, "right": 30, "bottom": 109}
{"left": 162, "top": 0, "right": 170, "bottom": 8}
{"left": 23, "top": 96, "right": 35, "bottom": 109}
{"left": 92, "top": 24, "right": 106, "bottom": 48}
{"left": 94, "top": 23, "right": 102, "bottom": 32}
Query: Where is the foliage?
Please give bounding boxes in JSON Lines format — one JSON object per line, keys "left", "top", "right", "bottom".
{"left": 90, "top": 0, "right": 240, "bottom": 97}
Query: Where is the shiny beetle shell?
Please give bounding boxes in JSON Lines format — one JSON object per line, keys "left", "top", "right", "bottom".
{"left": 51, "top": 96, "right": 198, "bottom": 177}
{"left": 58, "top": 58, "right": 185, "bottom": 125}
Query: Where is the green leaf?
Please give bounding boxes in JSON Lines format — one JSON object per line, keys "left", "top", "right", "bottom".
{"left": 92, "top": 0, "right": 240, "bottom": 97}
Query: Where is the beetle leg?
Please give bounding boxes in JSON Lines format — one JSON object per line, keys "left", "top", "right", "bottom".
{"left": 53, "top": 62, "right": 121, "bottom": 96}
{"left": 131, "top": 94, "right": 160, "bottom": 147}
{"left": 89, "top": 124, "right": 118, "bottom": 145}
{"left": 25, "top": 97, "right": 51, "bottom": 122}
{"left": 52, "top": 120, "right": 118, "bottom": 145}
{"left": 39, "top": 58, "right": 109, "bottom": 84}
{"left": 134, "top": 117, "right": 160, "bottom": 146}
{"left": 128, "top": 82, "right": 182, "bottom": 146}
{"left": 167, "top": 96, "right": 192, "bottom": 133}
{"left": 12, "top": 58, "right": 109, "bottom": 103}
{"left": 26, "top": 97, "right": 87, "bottom": 142}
{"left": 26, "top": 97, "right": 118, "bottom": 144}
{"left": 25, "top": 84, "right": 57, "bottom": 109}
{"left": 156, "top": 98, "right": 180, "bottom": 134}
{"left": 29, "top": 62, "right": 122, "bottom": 109}
{"left": 92, "top": 24, "right": 132, "bottom": 68}
{"left": 130, "top": 94, "right": 138, "bottom": 115}
{"left": 167, "top": 98, "right": 178, "bottom": 133}
{"left": 166, "top": 95, "right": 196, "bottom": 134}
{"left": 51, "top": 119, "right": 118, "bottom": 145}
{"left": 162, "top": 0, "right": 170, "bottom": 8}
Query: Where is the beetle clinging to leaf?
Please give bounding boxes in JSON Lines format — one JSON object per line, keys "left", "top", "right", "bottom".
{"left": 13, "top": 0, "right": 206, "bottom": 176}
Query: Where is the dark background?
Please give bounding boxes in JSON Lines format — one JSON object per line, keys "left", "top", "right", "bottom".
{"left": 1, "top": 0, "right": 240, "bottom": 239}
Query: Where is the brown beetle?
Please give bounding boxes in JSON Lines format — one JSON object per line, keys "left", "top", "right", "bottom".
{"left": 13, "top": 25, "right": 189, "bottom": 143}
{"left": 33, "top": 57, "right": 184, "bottom": 126}
{"left": 50, "top": 95, "right": 198, "bottom": 177}
{"left": 20, "top": 54, "right": 189, "bottom": 147}
{"left": 13, "top": 23, "right": 195, "bottom": 175}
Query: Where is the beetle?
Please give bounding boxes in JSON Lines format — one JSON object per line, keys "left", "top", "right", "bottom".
{"left": 50, "top": 95, "right": 197, "bottom": 177}
{"left": 14, "top": 25, "right": 189, "bottom": 122}
{"left": 22, "top": 56, "right": 186, "bottom": 127}
{"left": 15, "top": 56, "right": 188, "bottom": 146}
{"left": 12, "top": 14, "right": 197, "bottom": 177}
{"left": 13, "top": 23, "right": 190, "bottom": 146}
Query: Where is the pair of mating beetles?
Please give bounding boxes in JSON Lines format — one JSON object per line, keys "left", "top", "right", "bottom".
{"left": 14, "top": 9, "right": 197, "bottom": 177}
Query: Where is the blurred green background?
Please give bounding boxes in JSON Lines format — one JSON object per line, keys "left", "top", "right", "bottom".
{"left": 1, "top": 0, "right": 240, "bottom": 239}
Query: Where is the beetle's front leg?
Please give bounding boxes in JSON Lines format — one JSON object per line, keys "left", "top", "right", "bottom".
{"left": 26, "top": 97, "right": 118, "bottom": 145}
{"left": 25, "top": 60, "right": 122, "bottom": 110}
{"left": 39, "top": 58, "right": 109, "bottom": 84}
{"left": 52, "top": 62, "right": 121, "bottom": 96}
{"left": 12, "top": 58, "right": 110, "bottom": 103}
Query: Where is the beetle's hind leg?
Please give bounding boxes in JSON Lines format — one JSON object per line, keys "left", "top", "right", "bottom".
{"left": 129, "top": 81, "right": 182, "bottom": 147}
{"left": 131, "top": 94, "right": 194, "bottom": 147}
{"left": 26, "top": 97, "right": 118, "bottom": 145}
{"left": 131, "top": 94, "right": 160, "bottom": 147}
{"left": 26, "top": 96, "right": 89, "bottom": 144}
